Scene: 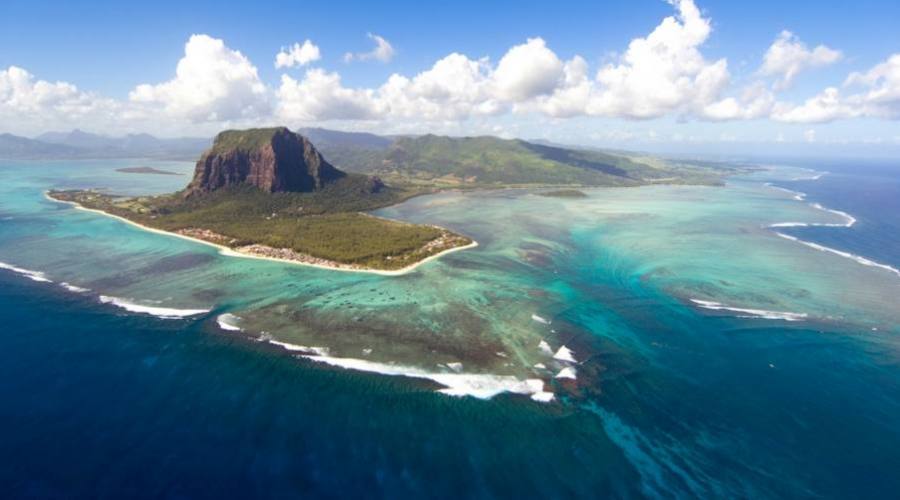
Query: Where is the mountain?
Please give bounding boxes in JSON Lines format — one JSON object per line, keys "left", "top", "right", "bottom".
{"left": 296, "top": 128, "right": 393, "bottom": 178}
{"left": 0, "top": 133, "right": 83, "bottom": 159}
{"left": 36, "top": 129, "right": 118, "bottom": 150}
{"left": 32, "top": 130, "right": 210, "bottom": 159}
{"left": 185, "top": 127, "right": 378, "bottom": 196}
{"left": 322, "top": 134, "right": 721, "bottom": 187}
{"left": 8, "top": 126, "right": 727, "bottom": 187}
{"left": 48, "top": 127, "right": 454, "bottom": 271}
{"left": 297, "top": 127, "right": 392, "bottom": 150}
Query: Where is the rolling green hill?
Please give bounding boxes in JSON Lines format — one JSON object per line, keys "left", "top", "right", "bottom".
{"left": 313, "top": 133, "right": 727, "bottom": 188}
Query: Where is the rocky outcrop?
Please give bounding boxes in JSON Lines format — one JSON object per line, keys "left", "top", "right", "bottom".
{"left": 185, "top": 127, "right": 347, "bottom": 196}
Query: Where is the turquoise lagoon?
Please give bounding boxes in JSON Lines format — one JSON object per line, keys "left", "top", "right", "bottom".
{"left": 1, "top": 158, "right": 899, "bottom": 497}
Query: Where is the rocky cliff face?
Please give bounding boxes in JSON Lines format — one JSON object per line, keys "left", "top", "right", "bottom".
{"left": 185, "top": 127, "right": 348, "bottom": 196}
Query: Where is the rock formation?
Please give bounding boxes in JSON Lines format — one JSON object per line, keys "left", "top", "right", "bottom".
{"left": 185, "top": 127, "right": 347, "bottom": 195}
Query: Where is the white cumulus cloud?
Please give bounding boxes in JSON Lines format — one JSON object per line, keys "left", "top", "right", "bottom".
{"left": 772, "top": 87, "right": 851, "bottom": 123}
{"left": 276, "top": 69, "right": 378, "bottom": 121}
{"left": 0, "top": 66, "right": 118, "bottom": 135}
{"left": 2, "top": 3, "right": 899, "bottom": 139}
{"left": 760, "top": 31, "right": 842, "bottom": 90}
{"left": 275, "top": 40, "right": 321, "bottom": 68}
{"left": 287, "top": 0, "right": 736, "bottom": 124}
{"left": 377, "top": 53, "right": 500, "bottom": 120}
{"left": 701, "top": 82, "right": 775, "bottom": 121}
{"left": 534, "top": 56, "right": 592, "bottom": 118}
{"left": 492, "top": 38, "right": 564, "bottom": 101}
{"left": 587, "top": 0, "right": 730, "bottom": 119}
{"left": 773, "top": 53, "right": 900, "bottom": 123}
{"left": 344, "top": 33, "right": 395, "bottom": 63}
{"left": 844, "top": 53, "right": 900, "bottom": 119}
{"left": 129, "top": 34, "right": 269, "bottom": 122}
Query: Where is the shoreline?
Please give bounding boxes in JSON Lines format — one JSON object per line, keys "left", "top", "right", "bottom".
{"left": 44, "top": 192, "right": 478, "bottom": 276}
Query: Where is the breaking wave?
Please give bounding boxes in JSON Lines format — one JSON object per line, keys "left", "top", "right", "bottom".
{"left": 774, "top": 233, "right": 900, "bottom": 277}
{"left": 98, "top": 295, "right": 210, "bottom": 319}
{"left": 531, "top": 313, "right": 551, "bottom": 325}
{"left": 765, "top": 183, "right": 807, "bottom": 201}
{"left": 765, "top": 179, "right": 899, "bottom": 278}
{"left": 690, "top": 299, "right": 808, "bottom": 322}
{"left": 0, "top": 261, "right": 52, "bottom": 283}
{"left": 216, "top": 313, "right": 243, "bottom": 331}
{"left": 60, "top": 282, "right": 90, "bottom": 293}
{"left": 301, "top": 354, "right": 555, "bottom": 402}
{"left": 263, "top": 336, "right": 554, "bottom": 402}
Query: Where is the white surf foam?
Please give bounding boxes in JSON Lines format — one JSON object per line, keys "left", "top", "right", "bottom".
{"left": 295, "top": 353, "right": 555, "bottom": 402}
{"left": 690, "top": 299, "right": 808, "bottom": 322}
{"left": 266, "top": 339, "right": 330, "bottom": 356}
{"left": 766, "top": 183, "right": 807, "bottom": 201}
{"left": 446, "top": 362, "right": 463, "bottom": 372}
{"left": 530, "top": 391, "right": 556, "bottom": 403}
{"left": 774, "top": 233, "right": 900, "bottom": 277}
{"left": 59, "top": 282, "right": 90, "bottom": 293}
{"left": 538, "top": 339, "right": 554, "bottom": 356}
{"left": 809, "top": 203, "right": 856, "bottom": 227}
{"left": 554, "top": 345, "right": 577, "bottom": 363}
{"left": 216, "top": 313, "right": 243, "bottom": 331}
{"left": 766, "top": 183, "right": 856, "bottom": 228}
{"left": 761, "top": 182, "right": 900, "bottom": 279}
{"left": 768, "top": 222, "right": 810, "bottom": 228}
{"left": 555, "top": 367, "right": 577, "bottom": 380}
{"left": 531, "top": 313, "right": 551, "bottom": 325}
{"left": 0, "top": 261, "right": 52, "bottom": 283}
{"left": 791, "top": 172, "right": 826, "bottom": 181}
{"left": 98, "top": 295, "right": 210, "bottom": 319}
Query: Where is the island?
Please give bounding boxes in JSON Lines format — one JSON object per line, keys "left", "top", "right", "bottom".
{"left": 116, "top": 166, "right": 183, "bottom": 175}
{"left": 49, "top": 127, "right": 474, "bottom": 273}
{"left": 537, "top": 189, "right": 588, "bottom": 198}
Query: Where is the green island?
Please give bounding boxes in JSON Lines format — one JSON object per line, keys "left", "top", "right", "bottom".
{"left": 47, "top": 126, "right": 739, "bottom": 273}
{"left": 49, "top": 127, "right": 474, "bottom": 273}
{"left": 116, "top": 166, "right": 183, "bottom": 175}
{"left": 537, "top": 189, "right": 588, "bottom": 198}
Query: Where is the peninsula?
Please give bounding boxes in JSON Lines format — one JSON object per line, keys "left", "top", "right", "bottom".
{"left": 116, "top": 166, "right": 182, "bottom": 175}
{"left": 48, "top": 127, "right": 474, "bottom": 273}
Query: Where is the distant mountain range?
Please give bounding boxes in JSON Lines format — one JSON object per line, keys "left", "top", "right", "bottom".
{"left": 1, "top": 127, "right": 735, "bottom": 186}
{"left": 0, "top": 133, "right": 83, "bottom": 158}
{"left": 0, "top": 129, "right": 210, "bottom": 160}
{"left": 296, "top": 127, "right": 392, "bottom": 151}
{"left": 303, "top": 132, "right": 733, "bottom": 187}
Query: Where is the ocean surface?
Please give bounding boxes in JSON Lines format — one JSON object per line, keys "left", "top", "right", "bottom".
{"left": 0, "top": 158, "right": 898, "bottom": 498}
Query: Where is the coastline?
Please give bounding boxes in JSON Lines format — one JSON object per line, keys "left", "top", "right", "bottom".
{"left": 44, "top": 192, "right": 478, "bottom": 276}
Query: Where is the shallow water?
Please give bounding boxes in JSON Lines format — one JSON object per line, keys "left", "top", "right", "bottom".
{"left": 1, "top": 159, "right": 899, "bottom": 498}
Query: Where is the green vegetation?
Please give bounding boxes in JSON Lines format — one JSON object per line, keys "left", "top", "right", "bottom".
{"left": 207, "top": 213, "right": 447, "bottom": 267}
{"left": 208, "top": 127, "right": 288, "bottom": 155}
{"left": 538, "top": 189, "right": 588, "bottom": 198}
{"left": 314, "top": 134, "right": 729, "bottom": 188}
{"left": 48, "top": 180, "right": 471, "bottom": 270}
{"left": 44, "top": 127, "right": 749, "bottom": 271}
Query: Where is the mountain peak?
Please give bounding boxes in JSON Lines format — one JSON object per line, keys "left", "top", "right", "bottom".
{"left": 185, "top": 127, "right": 348, "bottom": 196}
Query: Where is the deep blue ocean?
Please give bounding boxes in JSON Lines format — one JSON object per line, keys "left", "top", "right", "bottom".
{"left": 1, "top": 159, "right": 899, "bottom": 499}
{"left": 773, "top": 158, "right": 900, "bottom": 270}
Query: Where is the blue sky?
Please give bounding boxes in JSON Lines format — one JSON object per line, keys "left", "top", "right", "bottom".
{"left": 2, "top": 0, "right": 899, "bottom": 156}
